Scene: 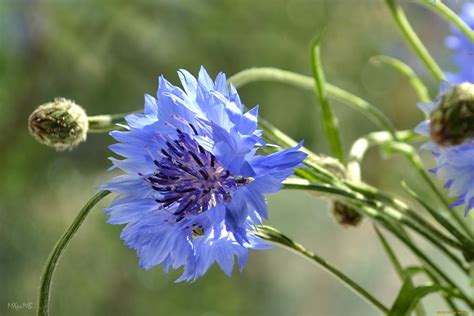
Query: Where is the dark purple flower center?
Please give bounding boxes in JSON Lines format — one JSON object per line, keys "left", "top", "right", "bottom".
{"left": 146, "top": 127, "right": 250, "bottom": 219}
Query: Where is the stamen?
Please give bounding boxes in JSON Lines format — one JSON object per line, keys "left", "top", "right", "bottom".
{"left": 210, "top": 154, "right": 216, "bottom": 167}
{"left": 174, "top": 187, "right": 196, "bottom": 193}
{"left": 189, "top": 123, "right": 198, "bottom": 135}
{"left": 198, "top": 144, "right": 205, "bottom": 154}
{"left": 189, "top": 151, "right": 204, "bottom": 167}
{"left": 174, "top": 140, "right": 185, "bottom": 150}
{"left": 152, "top": 186, "right": 171, "bottom": 192}
{"left": 179, "top": 198, "right": 195, "bottom": 212}
{"left": 146, "top": 128, "right": 251, "bottom": 218}
{"left": 161, "top": 149, "right": 171, "bottom": 158}
{"left": 221, "top": 170, "right": 230, "bottom": 178}
{"left": 166, "top": 141, "right": 183, "bottom": 157}
{"left": 198, "top": 170, "right": 209, "bottom": 180}
{"left": 156, "top": 196, "right": 180, "bottom": 204}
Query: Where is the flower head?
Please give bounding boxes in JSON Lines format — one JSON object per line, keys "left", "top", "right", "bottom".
{"left": 445, "top": 3, "right": 474, "bottom": 83}
{"left": 415, "top": 81, "right": 474, "bottom": 216}
{"left": 28, "top": 98, "right": 88, "bottom": 151}
{"left": 429, "top": 82, "right": 474, "bottom": 146}
{"left": 100, "top": 67, "right": 307, "bottom": 281}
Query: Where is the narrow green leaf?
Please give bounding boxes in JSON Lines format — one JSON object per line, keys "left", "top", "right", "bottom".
{"left": 310, "top": 31, "right": 345, "bottom": 163}
{"left": 389, "top": 279, "right": 464, "bottom": 316}
{"left": 384, "top": 0, "right": 445, "bottom": 81}
{"left": 374, "top": 226, "right": 427, "bottom": 316}
{"left": 370, "top": 55, "right": 430, "bottom": 102}
{"left": 416, "top": 0, "right": 474, "bottom": 43}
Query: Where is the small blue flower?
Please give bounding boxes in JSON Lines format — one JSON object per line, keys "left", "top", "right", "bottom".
{"left": 444, "top": 3, "right": 474, "bottom": 83}
{"left": 100, "top": 67, "right": 307, "bottom": 282}
{"left": 415, "top": 81, "right": 474, "bottom": 216}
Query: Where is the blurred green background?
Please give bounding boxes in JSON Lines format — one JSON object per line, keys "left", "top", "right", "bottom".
{"left": 1, "top": 0, "right": 471, "bottom": 315}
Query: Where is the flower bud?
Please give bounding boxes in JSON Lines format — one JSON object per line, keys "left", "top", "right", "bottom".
{"left": 28, "top": 98, "right": 88, "bottom": 151}
{"left": 429, "top": 82, "right": 474, "bottom": 147}
{"left": 313, "top": 155, "right": 363, "bottom": 227}
{"left": 332, "top": 201, "right": 363, "bottom": 227}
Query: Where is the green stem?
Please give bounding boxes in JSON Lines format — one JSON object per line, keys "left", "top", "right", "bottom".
{"left": 471, "top": 261, "right": 474, "bottom": 288}
{"left": 349, "top": 183, "right": 469, "bottom": 274}
{"left": 256, "top": 225, "right": 389, "bottom": 314}
{"left": 228, "top": 67, "right": 397, "bottom": 138}
{"left": 416, "top": 0, "right": 474, "bottom": 43}
{"left": 259, "top": 118, "right": 341, "bottom": 184}
{"left": 381, "top": 220, "right": 473, "bottom": 307}
{"left": 310, "top": 33, "right": 345, "bottom": 162}
{"left": 347, "top": 130, "right": 473, "bottom": 239}
{"left": 88, "top": 112, "right": 133, "bottom": 132}
{"left": 284, "top": 178, "right": 468, "bottom": 274}
{"left": 387, "top": 141, "right": 473, "bottom": 239}
{"left": 384, "top": 0, "right": 444, "bottom": 81}
{"left": 283, "top": 178, "right": 367, "bottom": 203}
{"left": 402, "top": 181, "right": 474, "bottom": 250}
{"left": 37, "top": 190, "right": 111, "bottom": 316}
{"left": 370, "top": 55, "right": 431, "bottom": 102}
{"left": 373, "top": 225, "right": 426, "bottom": 316}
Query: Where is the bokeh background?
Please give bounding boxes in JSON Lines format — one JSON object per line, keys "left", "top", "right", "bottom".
{"left": 1, "top": 0, "right": 472, "bottom": 315}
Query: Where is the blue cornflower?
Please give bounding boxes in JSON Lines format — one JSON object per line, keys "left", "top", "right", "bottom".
{"left": 445, "top": 3, "right": 474, "bottom": 83}
{"left": 415, "top": 81, "right": 474, "bottom": 216}
{"left": 100, "top": 67, "right": 307, "bottom": 282}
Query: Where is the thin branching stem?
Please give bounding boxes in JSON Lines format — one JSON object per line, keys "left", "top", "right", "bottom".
{"left": 38, "top": 190, "right": 111, "bottom": 316}
{"left": 256, "top": 226, "right": 390, "bottom": 314}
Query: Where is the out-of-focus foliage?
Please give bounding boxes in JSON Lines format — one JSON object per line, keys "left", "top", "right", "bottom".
{"left": 0, "top": 0, "right": 468, "bottom": 315}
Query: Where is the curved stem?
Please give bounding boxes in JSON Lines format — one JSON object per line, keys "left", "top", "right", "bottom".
{"left": 348, "top": 130, "right": 473, "bottom": 239}
{"left": 228, "top": 67, "right": 398, "bottom": 138}
{"left": 370, "top": 55, "right": 430, "bottom": 102}
{"left": 384, "top": 0, "right": 445, "bottom": 81}
{"left": 37, "top": 190, "right": 111, "bottom": 316}
{"left": 256, "top": 225, "right": 389, "bottom": 314}
{"left": 416, "top": 0, "right": 474, "bottom": 43}
{"left": 310, "top": 33, "right": 344, "bottom": 162}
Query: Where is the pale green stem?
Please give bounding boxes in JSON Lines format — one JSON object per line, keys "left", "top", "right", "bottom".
{"left": 380, "top": 220, "right": 471, "bottom": 308}
{"left": 387, "top": 141, "right": 473, "bottom": 238}
{"left": 370, "top": 55, "right": 431, "bottom": 102}
{"left": 258, "top": 118, "right": 341, "bottom": 184}
{"left": 88, "top": 112, "right": 136, "bottom": 132}
{"left": 255, "top": 225, "right": 389, "bottom": 314}
{"left": 347, "top": 130, "right": 473, "bottom": 239}
{"left": 310, "top": 34, "right": 345, "bottom": 162}
{"left": 38, "top": 190, "right": 111, "bottom": 316}
{"left": 374, "top": 225, "right": 426, "bottom": 316}
{"left": 284, "top": 178, "right": 468, "bottom": 274}
{"left": 416, "top": 0, "right": 474, "bottom": 43}
{"left": 471, "top": 261, "right": 474, "bottom": 288}
{"left": 282, "top": 179, "right": 472, "bottom": 305}
{"left": 384, "top": 0, "right": 445, "bottom": 81}
{"left": 228, "top": 67, "right": 397, "bottom": 138}
{"left": 402, "top": 181, "right": 474, "bottom": 250}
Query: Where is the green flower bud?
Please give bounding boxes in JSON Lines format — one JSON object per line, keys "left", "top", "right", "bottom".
{"left": 313, "top": 155, "right": 363, "bottom": 227}
{"left": 28, "top": 98, "right": 88, "bottom": 151}
{"left": 332, "top": 201, "right": 363, "bottom": 227}
{"left": 430, "top": 82, "right": 474, "bottom": 147}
